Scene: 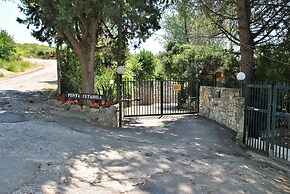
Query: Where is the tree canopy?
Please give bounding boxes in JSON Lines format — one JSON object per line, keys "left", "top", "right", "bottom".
{"left": 131, "top": 50, "right": 157, "bottom": 80}
{"left": 160, "top": 0, "right": 289, "bottom": 84}
{"left": 199, "top": 0, "right": 290, "bottom": 84}
{"left": 17, "top": 0, "right": 169, "bottom": 94}
{"left": 162, "top": 0, "right": 224, "bottom": 46}
{"left": 159, "top": 42, "right": 237, "bottom": 79}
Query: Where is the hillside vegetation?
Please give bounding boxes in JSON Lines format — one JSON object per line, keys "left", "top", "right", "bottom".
{"left": 0, "top": 29, "right": 55, "bottom": 78}
{"left": 16, "top": 43, "right": 55, "bottom": 59}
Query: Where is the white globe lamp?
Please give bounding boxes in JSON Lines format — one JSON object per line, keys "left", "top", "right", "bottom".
{"left": 117, "top": 66, "right": 125, "bottom": 75}
{"left": 236, "top": 72, "right": 246, "bottom": 81}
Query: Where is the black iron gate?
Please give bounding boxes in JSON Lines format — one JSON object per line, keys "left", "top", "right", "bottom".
{"left": 244, "top": 84, "right": 290, "bottom": 162}
{"left": 122, "top": 79, "right": 199, "bottom": 117}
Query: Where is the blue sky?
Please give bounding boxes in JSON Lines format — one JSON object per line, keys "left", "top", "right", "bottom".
{"left": 0, "top": 0, "right": 164, "bottom": 54}
{"left": 0, "top": 0, "right": 41, "bottom": 44}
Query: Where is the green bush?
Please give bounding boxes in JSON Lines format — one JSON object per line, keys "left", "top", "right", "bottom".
{"left": 16, "top": 43, "right": 55, "bottom": 58}
{"left": 159, "top": 42, "right": 240, "bottom": 87}
{"left": 6, "top": 63, "right": 19, "bottom": 72}
{"left": 0, "top": 59, "right": 32, "bottom": 72}
{"left": 254, "top": 40, "right": 290, "bottom": 84}
{"left": 131, "top": 50, "right": 157, "bottom": 80}
{"left": 160, "top": 43, "right": 225, "bottom": 79}
{"left": 59, "top": 47, "right": 118, "bottom": 102}
{"left": 0, "top": 29, "right": 17, "bottom": 61}
{"left": 36, "top": 50, "right": 45, "bottom": 57}
{"left": 59, "top": 48, "right": 82, "bottom": 93}
{"left": 0, "top": 60, "right": 4, "bottom": 69}
{"left": 95, "top": 66, "right": 117, "bottom": 102}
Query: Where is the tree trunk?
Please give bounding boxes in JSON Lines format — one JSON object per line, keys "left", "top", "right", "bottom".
{"left": 236, "top": 0, "right": 254, "bottom": 85}
{"left": 79, "top": 43, "right": 96, "bottom": 94}
{"left": 64, "top": 19, "right": 98, "bottom": 95}
{"left": 56, "top": 44, "right": 62, "bottom": 95}
{"left": 72, "top": 21, "right": 98, "bottom": 95}
{"left": 184, "top": 13, "right": 190, "bottom": 44}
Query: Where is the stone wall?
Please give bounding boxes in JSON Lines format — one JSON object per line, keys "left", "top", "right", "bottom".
{"left": 51, "top": 100, "right": 118, "bottom": 128}
{"left": 199, "top": 86, "right": 245, "bottom": 140}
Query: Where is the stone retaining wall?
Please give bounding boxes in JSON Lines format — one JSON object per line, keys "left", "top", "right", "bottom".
{"left": 51, "top": 100, "right": 118, "bottom": 128}
{"left": 199, "top": 86, "right": 245, "bottom": 140}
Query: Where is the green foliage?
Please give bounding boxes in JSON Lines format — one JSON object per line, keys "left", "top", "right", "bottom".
{"left": 131, "top": 50, "right": 157, "bottom": 80}
{"left": 162, "top": 0, "right": 225, "bottom": 46}
{"left": 16, "top": 43, "right": 55, "bottom": 58}
{"left": 59, "top": 48, "right": 82, "bottom": 93}
{"left": 0, "top": 29, "right": 17, "bottom": 61}
{"left": 18, "top": 0, "right": 168, "bottom": 93}
{"left": 0, "top": 30, "right": 36, "bottom": 75}
{"left": 0, "top": 59, "right": 33, "bottom": 73}
{"left": 200, "top": 0, "right": 289, "bottom": 83}
{"left": 95, "top": 66, "right": 116, "bottom": 102}
{"left": 160, "top": 42, "right": 227, "bottom": 79}
{"left": 17, "top": 0, "right": 168, "bottom": 54}
{"left": 254, "top": 39, "right": 290, "bottom": 84}
{"left": 155, "top": 57, "right": 166, "bottom": 79}
{"left": 123, "top": 54, "right": 135, "bottom": 80}
{"left": 59, "top": 46, "right": 118, "bottom": 102}
{"left": 222, "top": 50, "right": 240, "bottom": 87}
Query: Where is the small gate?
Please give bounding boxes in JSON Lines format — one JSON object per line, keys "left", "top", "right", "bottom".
{"left": 244, "top": 84, "right": 290, "bottom": 162}
{"left": 122, "top": 79, "right": 199, "bottom": 117}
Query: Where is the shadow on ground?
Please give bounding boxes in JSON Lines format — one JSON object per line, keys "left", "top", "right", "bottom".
{"left": 0, "top": 90, "right": 289, "bottom": 194}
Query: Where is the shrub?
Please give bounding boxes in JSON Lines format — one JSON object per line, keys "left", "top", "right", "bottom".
{"left": 254, "top": 40, "right": 290, "bottom": 84}
{"left": 16, "top": 43, "right": 55, "bottom": 58}
{"left": 95, "top": 66, "right": 117, "bottom": 103}
{"left": 159, "top": 42, "right": 240, "bottom": 87}
{"left": 0, "top": 29, "right": 17, "bottom": 61}
{"left": 0, "top": 59, "right": 33, "bottom": 74}
{"left": 59, "top": 48, "right": 82, "bottom": 93}
{"left": 131, "top": 50, "right": 157, "bottom": 80}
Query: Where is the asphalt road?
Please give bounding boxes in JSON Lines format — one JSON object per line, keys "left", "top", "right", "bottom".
{"left": 0, "top": 59, "right": 289, "bottom": 194}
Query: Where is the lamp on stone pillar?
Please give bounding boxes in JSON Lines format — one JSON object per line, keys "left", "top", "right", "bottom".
{"left": 236, "top": 72, "right": 246, "bottom": 96}
{"left": 117, "top": 66, "right": 125, "bottom": 127}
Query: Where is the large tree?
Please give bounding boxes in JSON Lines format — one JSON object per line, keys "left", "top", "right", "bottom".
{"left": 18, "top": 0, "right": 168, "bottom": 94}
{"left": 162, "top": 0, "right": 224, "bottom": 46}
{"left": 199, "top": 0, "right": 290, "bottom": 84}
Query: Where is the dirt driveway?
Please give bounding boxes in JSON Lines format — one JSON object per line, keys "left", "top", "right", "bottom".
{"left": 0, "top": 59, "right": 289, "bottom": 193}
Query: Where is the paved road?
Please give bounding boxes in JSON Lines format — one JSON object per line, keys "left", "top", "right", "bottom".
{"left": 0, "top": 58, "right": 57, "bottom": 91}
{"left": 0, "top": 59, "right": 289, "bottom": 193}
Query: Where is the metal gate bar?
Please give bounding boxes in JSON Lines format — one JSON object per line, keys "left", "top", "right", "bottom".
{"left": 244, "top": 84, "right": 272, "bottom": 152}
{"left": 271, "top": 85, "right": 290, "bottom": 161}
{"left": 244, "top": 84, "right": 290, "bottom": 162}
{"left": 122, "top": 79, "right": 199, "bottom": 117}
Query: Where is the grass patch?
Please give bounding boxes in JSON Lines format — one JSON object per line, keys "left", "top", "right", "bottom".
{"left": 0, "top": 59, "right": 35, "bottom": 73}
{"left": 0, "top": 72, "right": 4, "bottom": 78}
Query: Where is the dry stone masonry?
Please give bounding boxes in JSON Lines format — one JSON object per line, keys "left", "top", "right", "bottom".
{"left": 50, "top": 99, "right": 118, "bottom": 128}
{"left": 199, "top": 86, "right": 245, "bottom": 140}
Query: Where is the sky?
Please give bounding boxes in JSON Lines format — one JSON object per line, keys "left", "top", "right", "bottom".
{"left": 0, "top": 0, "right": 164, "bottom": 54}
